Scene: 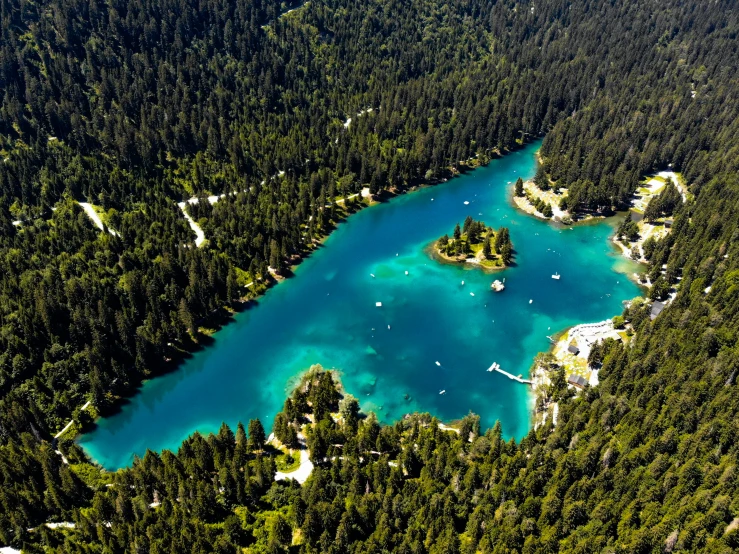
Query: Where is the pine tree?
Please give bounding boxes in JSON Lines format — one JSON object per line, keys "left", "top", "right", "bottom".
{"left": 178, "top": 298, "right": 195, "bottom": 335}
{"left": 463, "top": 215, "right": 474, "bottom": 234}
{"left": 500, "top": 242, "right": 512, "bottom": 265}
{"left": 514, "top": 177, "right": 524, "bottom": 196}
{"left": 534, "top": 165, "right": 550, "bottom": 191}
{"left": 482, "top": 237, "right": 492, "bottom": 259}
{"left": 248, "top": 419, "right": 266, "bottom": 452}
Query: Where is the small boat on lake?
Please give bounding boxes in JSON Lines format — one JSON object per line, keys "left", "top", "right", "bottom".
{"left": 435, "top": 361, "right": 441, "bottom": 366}
{"left": 552, "top": 272, "right": 561, "bottom": 280}
{"left": 439, "top": 390, "right": 446, "bottom": 395}
{"left": 491, "top": 280, "right": 505, "bottom": 292}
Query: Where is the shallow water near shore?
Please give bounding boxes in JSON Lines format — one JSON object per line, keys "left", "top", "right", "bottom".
{"left": 80, "top": 141, "right": 641, "bottom": 469}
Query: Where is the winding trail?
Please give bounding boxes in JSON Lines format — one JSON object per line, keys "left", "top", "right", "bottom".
{"left": 273, "top": 427, "right": 314, "bottom": 484}
{"left": 79, "top": 202, "right": 119, "bottom": 236}
{"left": 55, "top": 401, "right": 91, "bottom": 439}
{"left": 280, "top": 1, "right": 309, "bottom": 18}
{"left": 343, "top": 108, "right": 374, "bottom": 130}
{"left": 176, "top": 190, "right": 251, "bottom": 247}
{"left": 274, "top": 448, "right": 314, "bottom": 484}
{"left": 326, "top": 192, "right": 360, "bottom": 207}
{"left": 177, "top": 202, "right": 206, "bottom": 247}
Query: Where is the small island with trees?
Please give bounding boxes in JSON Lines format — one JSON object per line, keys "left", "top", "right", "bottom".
{"left": 433, "top": 216, "right": 513, "bottom": 269}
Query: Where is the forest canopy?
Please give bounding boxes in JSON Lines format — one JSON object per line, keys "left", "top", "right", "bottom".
{"left": 1, "top": 0, "right": 739, "bottom": 552}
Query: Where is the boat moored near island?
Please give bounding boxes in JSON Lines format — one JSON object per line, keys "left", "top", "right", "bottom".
{"left": 491, "top": 279, "right": 505, "bottom": 292}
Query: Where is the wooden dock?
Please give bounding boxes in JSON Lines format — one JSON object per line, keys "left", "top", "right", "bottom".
{"left": 488, "top": 364, "right": 533, "bottom": 385}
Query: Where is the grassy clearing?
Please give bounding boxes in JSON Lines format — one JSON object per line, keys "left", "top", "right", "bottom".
{"left": 558, "top": 349, "right": 588, "bottom": 377}
{"left": 275, "top": 452, "right": 301, "bottom": 473}
{"left": 69, "top": 463, "right": 114, "bottom": 489}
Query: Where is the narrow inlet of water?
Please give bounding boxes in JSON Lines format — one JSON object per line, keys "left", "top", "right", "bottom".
{"left": 80, "top": 141, "right": 641, "bottom": 469}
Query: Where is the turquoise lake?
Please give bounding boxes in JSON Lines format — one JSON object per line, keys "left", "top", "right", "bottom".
{"left": 79, "top": 141, "right": 641, "bottom": 469}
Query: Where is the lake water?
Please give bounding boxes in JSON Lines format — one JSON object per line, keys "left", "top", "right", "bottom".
{"left": 79, "top": 141, "right": 641, "bottom": 469}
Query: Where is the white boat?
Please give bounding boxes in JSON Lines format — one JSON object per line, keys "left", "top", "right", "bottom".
{"left": 435, "top": 361, "right": 441, "bottom": 366}
{"left": 529, "top": 299, "right": 533, "bottom": 304}
{"left": 439, "top": 390, "right": 446, "bottom": 395}
{"left": 470, "top": 292, "right": 475, "bottom": 296}
{"left": 552, "top": 273, "right": 560, "bottom": 280}
{"left": 461, "top": 281, "right": 465, "bottom": 285}
{"left": 463, "top": 201, "right": 469, "bottom": 205}
{"left": 376, "top": 302, "right": 382, "bottom": 307}
{"left": 388, "top": 325, "right": 391, "bottom": 330}
{"left": 370, "top": 273, "right": 375, "bottom": 278}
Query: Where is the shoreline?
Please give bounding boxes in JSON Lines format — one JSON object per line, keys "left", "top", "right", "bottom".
{"left": 425, "top": 242, "right": 509, "bottom": 273}
{"left": 528, "top": 319, "right": 622, "bottom": 429}
{"left": 509, "top": 182, "right": 608, "bottom": 227}
{"left": 72, "top": 141, "right": 541, "bottom": 448}
{"left": 610, "top": 171, "right": 684, "bottom": 265}
{"left": 510, "top": 161, "right": 651, "bottom": 428}
{"left": 75, "top": 140, "right": 640, "bottom": 469}
{"left": 77, "top": 139, "right": 631, "bottom": 465}
{"left": 521, "top": 229, "right": 651, "bottom": 431}
{"left": 511, "top": 180, "right": 570, "bottom": 222}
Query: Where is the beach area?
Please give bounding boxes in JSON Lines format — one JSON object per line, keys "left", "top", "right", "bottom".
{"left": 512, "top": 179, "right": 570, "bottom": 221}
{"left": 612, "top": 170, "right": 686, "bottom": 263}
{"left": 529, "top": 318, "right": 627, "bottom": 429}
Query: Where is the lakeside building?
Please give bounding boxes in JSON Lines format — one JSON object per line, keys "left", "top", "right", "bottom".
{"left": 650, "top": 301, "right": 665, "bottom": 320}
{"left": 567, "top": 374, "right": 588, "bottom": 389}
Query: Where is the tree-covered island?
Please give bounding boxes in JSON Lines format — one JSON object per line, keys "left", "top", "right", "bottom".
{"left": 433, "top": 216, "right": 512, "bottom": 269}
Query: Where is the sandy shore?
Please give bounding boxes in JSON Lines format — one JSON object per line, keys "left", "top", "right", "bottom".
{"left": 552, "top": 320, "right": 621, "bottom": 370}
{"left": 530, "top": 319, "right": 623, "bottom": 429}
{"left": 512, "top": 180, "right": 570, "bottom": 221}
{"left": 614, "top": 171, "right": 685, "bottom": 262}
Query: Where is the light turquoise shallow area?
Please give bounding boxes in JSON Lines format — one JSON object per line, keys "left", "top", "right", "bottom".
{"left": 79, "top": 141, "right": 641, "bottom": 469}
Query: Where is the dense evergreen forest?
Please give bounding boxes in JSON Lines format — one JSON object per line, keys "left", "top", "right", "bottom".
{"left": 1, "top": 0, "right": 739, "bottom": 551}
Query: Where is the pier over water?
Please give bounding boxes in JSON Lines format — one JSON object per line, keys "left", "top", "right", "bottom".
{"left": 489, "top": 364, "right": 533, "bottom": 385}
